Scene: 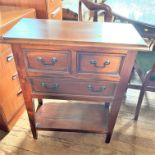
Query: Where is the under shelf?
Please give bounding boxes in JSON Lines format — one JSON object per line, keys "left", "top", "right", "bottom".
{"left": 35, "top": 102, "right": 109, "bottom": 134}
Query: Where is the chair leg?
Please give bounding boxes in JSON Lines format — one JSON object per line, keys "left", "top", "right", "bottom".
{"left": 134, "top": 70, "right": 152, "bottom": 120}
{"left": 36, "top": 99, "right": 43, "bottom": 111}
{"left": 38, "top": 99, "right": 43, "bottom": 106}
{"left": 105, "top": 132, "right": 112, "bottom": 143}
{"left": 134, "top": 64, "right": 155, "bottom": 120}
{"left": 134, "top": 87, "right": 145, "bottom": 120}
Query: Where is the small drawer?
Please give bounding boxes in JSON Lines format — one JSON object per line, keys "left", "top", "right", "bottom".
{"left": 0, "top": 48, "right": 21, "bottom": 100}
{"left": 1, "top": 71, "right": 21, "bottom": 100}
{"left": 24, "top": 49, "right": 71, "bottom": 73}
{"left": 0, "top": 44, "right": 10, "bottom": 53}
{"left": 48, "top": 6, "right": 62, "bottom": 19}
{"left": 30, "top": 77, "right": 117, "bottom": 97}
{"left": 11, "top": 89, "right": 23, "bottom": 110}
{"left": 47, "top": 0, "right": 62, "bottom": 11}
{"left": 77, "top": 52, "right": 124, "bottom": 75}
{"left": 1, "top": 48, "right": 17, "bottom": 76}
{"left": 2, "top": 88, "right": 24, "bottom": 122}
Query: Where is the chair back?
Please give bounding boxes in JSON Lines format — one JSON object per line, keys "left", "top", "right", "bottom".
{"left": 78, "top": 0, "right": 112, "bottom": 22}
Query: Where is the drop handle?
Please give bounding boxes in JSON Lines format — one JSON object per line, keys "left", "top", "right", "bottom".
{"left": 41, "top": 82, "right": 59, "bottom": 91}
{"left": 90, "top": 60, "right": 110, "bottom": 68}
{"left": 37, "top": 56, "right": 58, "bottom": 66}
{"left": 51, "top": 7, "right": 61, "bottom": 17}
{"left": 87, "top": 84, "right": 106, "bottom": 93}
{"left": 17, "top": 89, "right": 22, "bottom": 96}
{"left": 12, "top": 72, "right": 18, "bottom": 80}
{"left": 6, "top": 54, "right": 14, "bottom": 62}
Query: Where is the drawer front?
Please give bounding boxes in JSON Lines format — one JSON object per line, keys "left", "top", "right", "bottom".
{"left": 77, "top": 52, "right": 124, "bottom": 75}
{"left": 1, "top": 89, "right": 23, "bottom": 122}
{"left": 2, "top": 48, "right": 17, "bottom": 79}
{"left": 24, "top": 49, "right": 71, "bottom": 73}
{"left": 0, "top": 44, "right": 10, "bottom": 53}
{"left": 0, "top": 48, "right": 23, "bottom": 122}
{"left": 0, "top": 48, "right": 21, "bottom": 100}
{"left": 3, "top": 50, "right": 17, "bottom": 76}
{"left": 48, "top": 6, "right": 62, "bottom": 19}
{"left": 30, "top": 77, "right": 117, "bottom": 97}
{"left": 47, "top": 0, "right": 62, "bottom": 11}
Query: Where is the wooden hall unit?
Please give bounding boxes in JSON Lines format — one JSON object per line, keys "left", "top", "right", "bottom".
{"left": 3, "top": 18, "right": 148, "bottom": 143}
{"left": 0, "top": 6, "right": 36, "bottom": 131}
{"left": 0, "top": 0, "right": 62, "bottom": 19}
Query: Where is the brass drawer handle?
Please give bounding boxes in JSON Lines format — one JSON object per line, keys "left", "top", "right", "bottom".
{"left": 17, "top": 89, "right": 22, "bottom": 96}
{"left": 12, "top": 72, "right": 18, "bottom": 80}
{"left": 41, "top": 82, "right": 59, "bottom": 91}
{"left": 51, "top": 7, "right": 60, "bottom": 17}
{"left": 87, "top": 84, "right": 106, "bottom": 93}
{"left": 90, "top": 60, "right": 110, "bottom": 68}
{"left": 144, "top": 28, "right": 149, "bottom": 32}
{"left": 37, "top": 56, "right": 58, "bottom": 66}
{"left": 6, "top": 54, "right": 14, "bottom": 62}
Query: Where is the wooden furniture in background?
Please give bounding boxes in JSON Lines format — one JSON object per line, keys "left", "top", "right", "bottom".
{"left": 134, "top": 63, "right": 155, "bottom": 120}
{"left": 3, "top": 18, "right": 148, "bottom": 143}
{"left": 79, "top": 0, "right": 112, "bottom": 22}
{"left": 105, "top": 0, "right": 155, "bottom": 39}
{"left": 62, "top": 8, "right": 78, "bottom": 21}
{"left": 128, "top": 52, "right": 155, "bottom": 120}
{"left": 104, "top": 0, "right": 155, "bottom": 120}
{"left": 0, "top": 6, "right": 36, "bottom": 131}
{"left": 0, "top": 0, "right": 62, "bottom": 19}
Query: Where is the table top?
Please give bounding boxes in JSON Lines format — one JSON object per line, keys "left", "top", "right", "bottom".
{"left": 105, "top": 0, "right": 155, "bottom": 27}
{"left": 3, "top": 18, "right": 148, "bottom": 50}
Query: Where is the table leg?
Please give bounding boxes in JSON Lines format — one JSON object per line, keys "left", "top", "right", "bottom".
{"left": 11, "top": 44, "right": 38, "bottom": 139}
{"left": 105, "top": 52, "right": 137, "bottom": 143}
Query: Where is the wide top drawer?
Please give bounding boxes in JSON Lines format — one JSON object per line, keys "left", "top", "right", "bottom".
{"left": 77, "top": 52, "right": 125, "bottom": 76}
{"left": 30, "top": 77, "right": 117, "bottom": 99}
{"left": 23, "top": 49, "right": 71, "bottom": 73}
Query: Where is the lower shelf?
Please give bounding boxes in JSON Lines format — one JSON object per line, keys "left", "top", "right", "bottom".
{"left": 35, "top": 102, "right": 109, "bottom": 134}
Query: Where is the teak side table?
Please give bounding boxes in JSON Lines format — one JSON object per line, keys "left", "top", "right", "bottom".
{"left": 3, "top": 18, "right": 148, "bottom": 143}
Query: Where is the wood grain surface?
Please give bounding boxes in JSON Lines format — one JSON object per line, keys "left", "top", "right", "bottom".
{"left": 0, "top": 89, "right": 155, "bottom": 155}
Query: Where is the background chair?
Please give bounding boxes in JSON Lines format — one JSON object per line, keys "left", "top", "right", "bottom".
{"left": 78, "top": 0, "right": 155, "bottom": 122}
{"left": 78, "top": 0, "right": 112, "bottom": 22}
{"left": 128, "top": 48, "right": 155, "bottom": 120}
{"left": 134, "top": 52, "right": 155, "bottom": 120}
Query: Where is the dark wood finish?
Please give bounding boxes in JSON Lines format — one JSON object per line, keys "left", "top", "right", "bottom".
{"left": 0, "top": 6, "right": 36, "bottom": 131}
{"left": 30, "top": 77, "right": 117, "bottom": 97}
{"left": 0, "top": 0, "right": 62, "bottom": 19}
{"left": 3, "top": 19, "right": 147, "bottom": 50}
{"left": 106, "top": 51, "right": 137, "bottom": 143}
{"left": 3, "top": 19, "right": 148, "bottom": 142}
{"left": 24, "top": 49, "right": 71, "bottom": 73}
{"left": 62, "top": 8, "right": 78, "bottom": 21}
{"left": 79, "top": 0, "right": 112, "bottom": 22}
{"left": 35, "top": 102, "right": 109, "bottom": 133}
{"left": 77, "top": 52, "right": 124, "bottom": 75}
